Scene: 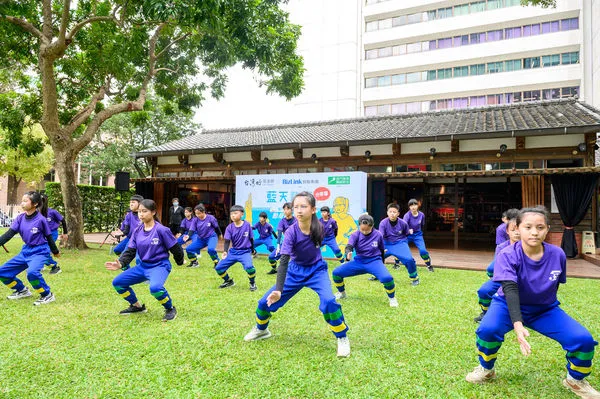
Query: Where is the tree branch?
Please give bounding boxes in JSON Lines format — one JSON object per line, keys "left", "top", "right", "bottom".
{"left": 66, "top": 15, "right": 116, "bottom": 41}
{"left": 2, "top": 16, "right": 46, "bottom": 42}
{"left": 42, "top": 0, "right": 53, "bottom": 40}
{"left": 155, "top": 33, "right": 190, "bottom": 59}
{"left": 58, "top": 0, "right": 71, "bottom": 44}
{"left": 64, "top": 87, "right": 106, "bottom": 137}
{"left": 155, "top": 67, "right": 178, "bottom": 74}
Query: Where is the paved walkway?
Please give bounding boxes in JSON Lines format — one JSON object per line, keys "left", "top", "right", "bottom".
{"left": 85, "top": 232, "right": 600, "bottom": 279}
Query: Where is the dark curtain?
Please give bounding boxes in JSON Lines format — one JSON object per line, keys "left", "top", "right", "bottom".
{"left": 550, "top": 174, "right": 599, "bottom": 258}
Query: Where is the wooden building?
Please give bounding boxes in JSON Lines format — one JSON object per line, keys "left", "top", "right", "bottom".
{"left": 133, "top": 99, "right": 600, "bottom": 252}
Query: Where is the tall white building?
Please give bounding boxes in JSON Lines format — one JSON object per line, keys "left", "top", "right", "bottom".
{"left": 197, "top": 0, "right": 597, "bottom": 128}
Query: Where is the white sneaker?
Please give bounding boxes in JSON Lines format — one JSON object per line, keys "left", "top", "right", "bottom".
{"left": 465, "top": 365, "right": 496, "bottom": 383}
{"left": 563, "top": 377, "right": 600, "bottom": 398}
{"left": 389, "top": 297, "right": 399, "bottom": 307}
{"left": 33, "top": 292, "right": 55, "bottom": 306}
{"left": 335, "top": 291, "right": 347, "bottom": 300}
{"left": 7, "top": 288, "right": 32, "bottom": 300}
{"left": 243, "top": 326, "right": 272, "bottom": 341}
{"left": 337, "top": 337, "right": 351, "bottom": 358}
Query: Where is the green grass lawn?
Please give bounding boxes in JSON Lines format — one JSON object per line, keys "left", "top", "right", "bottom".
{"left": 0, "top": 236, "right": 598, "bottom": 399}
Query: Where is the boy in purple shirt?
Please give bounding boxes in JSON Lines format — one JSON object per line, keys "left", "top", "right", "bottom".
{"left": 112, "top": 195, "right": 143, "bottom": 270}
{"left": 379, "top": 203, "right": 419, "bottom": 286}
{"left": 105, "top": 199, "right": 184, "bottom": 322}
{"left": 466, "top": 206, "right": 599, "bottom": 399}
{"left": 215, "top": 205, "right": 257, "bottom": 291}
{"left": 332, "top": 214, "right": 397, "bottom": 307}
{"left": 495, "top": 211, "right": 510, "bottom": 245}
{"left": 244, "top": 192, "right": 350, "bottom": 358}
{"left": 252, "top": 211, "right": 277, "bottom": 258}
{"left": 267, "top": 203, "right": 296, "bottom": 274}
{"left": 403, "top": 199, "right": 433, "bottom": 272}
{"left": 319, "top": 206, "right": 344, "bottom": 263}
{"left": 0, "top": 191, "right": 60, "bottom": 305}
{"left": 183, "top": 204, "right": 222, "bottom": 268}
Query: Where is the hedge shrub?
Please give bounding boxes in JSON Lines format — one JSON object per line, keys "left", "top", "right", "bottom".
{"left": 45, "top": 182, "right": 134, "bottom": 233}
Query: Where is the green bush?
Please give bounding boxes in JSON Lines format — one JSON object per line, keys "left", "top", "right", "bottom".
{"left": 45, "top": 182, "right": 134, "bottom": 232}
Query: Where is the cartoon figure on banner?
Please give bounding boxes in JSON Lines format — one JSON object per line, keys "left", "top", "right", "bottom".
{"left": 332, "top": 196, "right": 357, "bottom": 252}
{"left": 245, "top": 193, "right": 253, "bottom": 225}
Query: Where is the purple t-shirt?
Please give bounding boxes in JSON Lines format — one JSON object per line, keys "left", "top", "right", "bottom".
{"left": 319, "top": 218, "right": 338, "bottom": 238}
{"left": 494, "top": 241, "right": 566, "bottom": 305}
{"left": 280, "top": 222, "right": 322, "bottom": 266}
{"left": 46, "top": 208, "right": 64, "bottom": 231}
{"left": 180, "top": 217, "right": 194, "bottom": 233}
{"left": 128, "top": 222, "right": 177, "bottom": 263}
{"left": 191, "top": 214, "right": 219, "bottom": 239}
{"left": 348, "top": 229, "right": 384, "bottom": 259}
{"left": 403, "top": 211, "right": 425, "bottom": 233}
{"left": 121, "top": 211, "right": 141, "bottom": 239}
{"left": 277, "top": 217, "right": 296, "bottom": 234}
{"left": 494, "top": 239, "right": 511, "bottom": 258}
{"left": 378, "top": 217, "right": 409, "bottom": 243}
{"left": 10, "top": 211, "right": 52, "bottom": 246}
{"left": 253, "top": 222, "right": 274, "bottom": 239}
{"left": 495, "top": 222, "right": 509, "bottom": 245}
{"left": 225, "top": 221, "right": 253, "bottom": 250}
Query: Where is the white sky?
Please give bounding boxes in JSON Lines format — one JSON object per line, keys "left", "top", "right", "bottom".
{"left": 193, "top": 65, "right": 298, "bottom": 130}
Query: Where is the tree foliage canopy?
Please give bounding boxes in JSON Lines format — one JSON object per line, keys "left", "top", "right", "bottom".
{"left": 0, "top": 124, "right": 54, "bottom": 185}
{"left": 521, "top": 0, "right": 556, "bottom": 7}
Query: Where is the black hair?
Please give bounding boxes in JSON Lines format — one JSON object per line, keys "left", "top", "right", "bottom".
{"left": 25, "top": 191, "right": 46, "bottom": 216}
{"left": 501, "top": 211, "right": 508, "bottom": 219}
{"left": 517, "top": 206, "right": 550, "bottom": 226}
{"left": 230, "top": 205, "right": 244, "bottom": 213}
{"left": 505, "top": 208, "right": 520, "bottom": 220}
{"left": 320, "top": 206, "right": 330, "bottom": 213}
{"left": 292, "top": 191, "right": 323, "bottom": 247}
{"left": 194, "top": 204, "right": 206, "bottom": 213}
{"left": 259, "top": 211, "right": 268, "bottom": 219}
{"left": 131, "top": 194, "right": 144, "bottom": 202}
{"left": 39, "top": 193, "right": 49, "bottom": 217}
{"left": 172, "top": 198, "right": 179, "bottom": 202}
{"left": 358, "top": 214, "right": 374, "bottom": 227}
{"left": 139, "top": 199, "right": 160, "bottom": 221}
{"left": 387, "top": 203, "right": 400, "bottom": 211}
{"left": 184, "top": 207, "right": 193, "bottom": 213}
{"left": 282, "top": 202, "right": 292, "bottom": 210}
{"left": 408, "top": 199, "right": 418, "bottom": 206}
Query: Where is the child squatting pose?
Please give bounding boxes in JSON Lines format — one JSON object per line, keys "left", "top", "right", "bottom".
{"left": 244, "top": 191, "right": 351, "bottom": 358}
{"left": 0, "top": 191, "right": 60, "bottom": 305}
{"left": 105, "top": 199, "right": 184, "bottom": 322}
{"left": 214, "top": 205, "right": 258, "bottom": 291}
{"left": 465, "top": 206, "right": 599, "bottom": 399}
{"left": 332, "top": 214, "right": 398, "bottom": 307}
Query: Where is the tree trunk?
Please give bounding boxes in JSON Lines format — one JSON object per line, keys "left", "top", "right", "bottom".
{"left": 7, "top": 175, "right": 22, "bottom": 204}
{"left": 54, "top": 149, "right": 88, "bottom": 249}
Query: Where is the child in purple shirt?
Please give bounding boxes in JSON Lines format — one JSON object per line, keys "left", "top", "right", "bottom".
{"left": 41, "top": 195, "right": 68, "bottom": 275}
{"left": 252, "top": 211, "right": 277, "bottom": 259}
{"left": 319, "top": 206, "right": 344, "bottom": 263}
{"left": 332, "top": 214, "right": 397, "bottom": 307}
{"left": 215, "top": 205, "right": 257, "bottom": 291}
{"left": 379, "top": 203, "right": 419, "bottom": 286}
{"left": 403, "top": 199, "right": 433, "bottom": 272}
{"left": 267, "top": 203, "right": 296, "bottom": 274}
{"left": 105, "top": 199, "right": 184, "bottom": 322}
{"left": 244, "top": 192, "right": 350, "bottom": 358}
{"left": 112, "top": 195, "right": 143, "bottom": 270}
{"left": 466, "top": 206, "right": 599, "bottom": 398}
{"left": 0, "top": 191, "right": 60, "bottom": 305}
{"left": 176, "top": 207, "right": 195, "bottom": 246}
{"left": 183, "top": 204, "right": 223, "bottom": 268}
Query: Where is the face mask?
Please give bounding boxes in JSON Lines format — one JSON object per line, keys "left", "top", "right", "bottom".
{"left": 173, "top": 202, "right": 179, "bottom": 207}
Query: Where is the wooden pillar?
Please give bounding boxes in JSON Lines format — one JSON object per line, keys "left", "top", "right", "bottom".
{"left": 521, "top": 175, "right": 544, "bottom": 207}
{"left": 454, "top": 177, "right": 459, "bottom": 250}
{"left": 154, "top": 182, "right": 165, "bottom": 223}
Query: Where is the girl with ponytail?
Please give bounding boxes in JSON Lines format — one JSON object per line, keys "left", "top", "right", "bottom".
{"left": 243, "top": 191, "right": 351, "bottom": 358}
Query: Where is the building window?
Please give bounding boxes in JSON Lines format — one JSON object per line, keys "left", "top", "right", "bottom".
{"left": 523, "top": 90, "right": 541, "bottom": 102}
{"left": 365, "top": 106, "right": 377, "bottom": 116}
{"left": 542, "top": 54, "right": 560, "bottom": 67}
{"left": 437, "top": 7, "right": 453, "bottom": 19}
{"left": 406, "top": 72, "right": 421, "bottom": 83}
{"left": 487, "top": 0, "right": 502, "bottom": 10}
{"left": 391, "top": 103, "right": 406, "bottom": 115}
{"left": 470, "top": 32, "right": 485, "bottom": 44}
{"left": 487, "top": 30, "right": 503, "bottom": 42}
{"left": 453, "top": 98, "right": 468, "bottom": 109}
{"left": 365, "top": 21, "right": 378, "bottom": 32}
{"left": 392, "top": 15, "right": 407, "bottom": 27}
{"left": 392, "top": 74, "right": 406, "bottom": 85}
{"left": 437, "top": 68, "right": 452, "bottom": 79}
{"left": 523, "top": 24, "right": 540, "bottom": 36}
{"left": 454, "top": 4, "right": 469, "bottom": 16}
{"left": 437, "top": 38, "right": 452, "bottom": 49}
{"left": 470, "top": 64, "right": 485, "bottom": 75}
{"left": 392, "top": 45, "right": 406, "bottom": 56}
{"left": 406, "top": 42, "right": 422, "bottom": 53}
{"left": 562, "top": 51, "right": 579, "bottom": 65}
{"left": 365, "top": 49, "right": 378, "bottom": 60}
{"left": 561, "top": 87, "right": 579, "bottom": 97}
{"left": 470, "top": 1, "right": 486, "bottom": 12}
{"left": 378, "top": 75, "right": 392, "bottom": 87}
{"left": 505, "top": 27, "right": 522, "bottom": 39}
{"left": 377, "top": 104, "right": 391, "bottom": 115}
{"left": 453, "top": 35, "right": 469, "bottom": 47}
{"left": 504, "top": 59, "right": 522, "bottom": 72}
{"left": 407, "top": 12, "right": 422, "bottom": 24}
{"left": 523, "top": 57, "right": 541, "bottom": 69}
{"left": 487, "top": 61, "right": 504, "bottom": 74}
{"left": 560, "top": 18, "right": 579, "bottom": 31}
{"left": 543, "top": 88, "right": 561, "bottom": 100}
{"left": 453, "top": 66, "right": 469, "bottom": 77}
{"left": 470, "top": 96, "right": 486, "bottom": 107}
{"left": 365, "top": 77, "right": 377, "bottom": 88}
{"left": 541, "top": 20, "right": 560, "bottom": 33}
{"left": 427, "top": 70, "right": 437, "bottom": 81}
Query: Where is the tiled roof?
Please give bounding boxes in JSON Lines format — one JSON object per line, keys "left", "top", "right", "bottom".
{"left": 135, "top": 99, "right": 600, "bottom": 157}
